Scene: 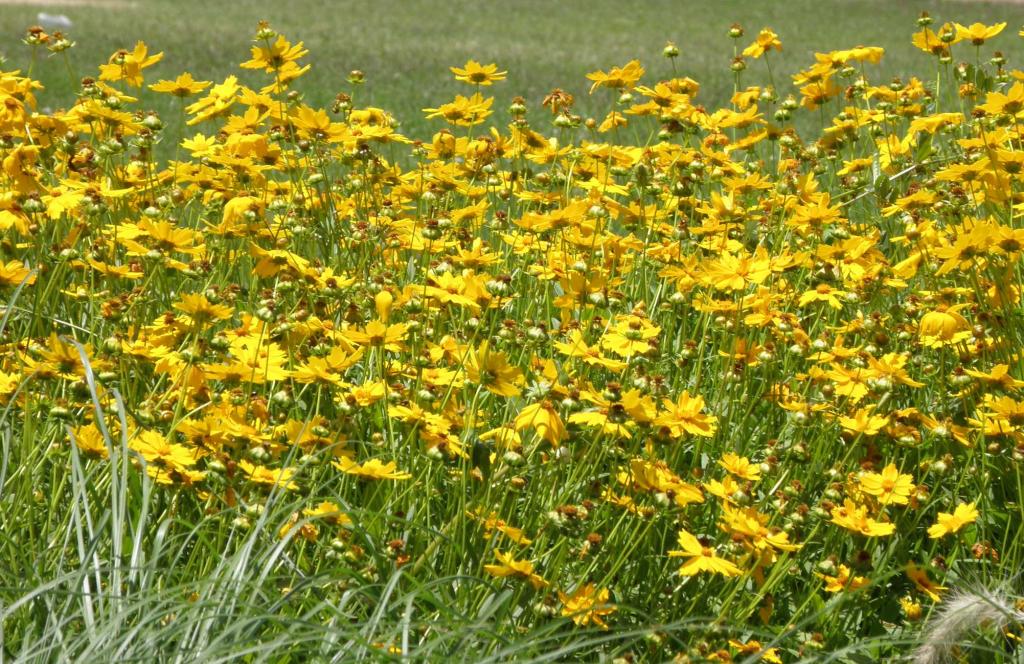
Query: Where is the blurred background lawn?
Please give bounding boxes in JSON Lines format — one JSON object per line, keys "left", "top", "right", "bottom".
{"left": 3, "top": 0, "right": 1024, "bottom": 143}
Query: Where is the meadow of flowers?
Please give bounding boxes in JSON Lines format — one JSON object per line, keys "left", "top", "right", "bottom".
{"left": 2, "top": 14, "right": 1024, "bottom": 663}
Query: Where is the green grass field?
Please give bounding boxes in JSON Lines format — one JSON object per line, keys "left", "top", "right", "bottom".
{"left": 4, "top": 0, "right": 1024, "bottom": 140}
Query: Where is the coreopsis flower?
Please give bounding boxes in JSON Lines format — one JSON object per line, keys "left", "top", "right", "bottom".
{"left": 701, "top": 249, "right": 772, "bottom": 291}
{"left": 912, "top": 25, "right": 961, "bottom": 57}
{"left": 291, "top": 348, "right": 364, "bottom": 386}
{"left": 450, "top": 60, "right": 507, "bottom": 86}
{"left": 839, "top": 407, "right": 889, "bottom": 437}
{"left": 186, "top": 75, "right": 241, "bottom": 124}
{"left": 830, "top": 499, "right": 895, "bottom": 537}
{"left": 554, "top": 329, "right": 627, "bottom": 371}
{"left": 955, "top": 22, "right": 1006, "bottom": 45}
{"left": 0, "top": 260, "right": 35, "bottom": 288}
{"left": 513, "top": 401, "right": 568, "bottom": 445}
{"left": 728, "top": 641, "right": 782, "bottom": 664}
{"left": 483, "top": 550, "right": 547, "bottom": 589}
{"left": 241, "top": 34, "right": 309, "bottom": 73}
{"left": 465, "top": 341, "right": 524, "bottom": 397}
{"left": 341, "top": 320, "right": 409, "bottom": 352}
{"left": 28, "top": 333, "right": 93, "bottom": 380}
{"left": 928, "top": 502, "right": 979, "bottom": 539}
{"left": 742, "top": 28, "right": 782, "bottom": 58}
{"left": 172, "top": 293, "right": 233, "bottom": 327}
{"left": 918, "top": 308, "right": 972, "bottom": 348}
{"left": 130, "top": 430, "right": 204, "bottom": 485}
{"left": 374, "top": 290, "right": 394, "bottom": 322}
{"left": 204, "top": 340, "right": 289, "bottom": 384}
{"left": 600, "top": 315, "right": 660, "bottom": 357}
{"left": 469, "top": 510, "right": 533, "bottom": 546}
{"left": 978, "top": 81, "right": 1024, "bottom": 118}
{"left": 704, "top": 475, "right": 742, "bottom": 503}
{"left": 625, "top": 458, "right": 704, "bottom": 506}
{"left": 719, "top": 505, "right": 802, "bottom": 553}
{"left": 905, "top": 562, "right": 946, "bottom": 602}
{"left": 965, "top": 365, "right": 1024, "bottom": 390}
{"left": 237, "top": 460, "right": 298, "bottom": 490}
{"left": 149, "top": 72, "right": 211, "bottom": 97}
{"left": 423, "top": 93, "right": 494, "bottom": 126}
{"left": 818, "top": 564, "right": 869, "bottom": 593}
{"left": 900, "top": 595, "right": 923, "bottom": 621}
{"left": 333, "top": 457, "right": 412, "bottom": 481}
{"left": 345, "top": 381, "right": 388, "bottom": 408}
{"left": 586, "top": 60, "right": 645, "bottom": 94}
{"left": 98, "top": 41, "right": 163, "bottom": 87}
{"left": 718, "top": 452, "right": 761, "bottom": 481}
{"left": 655, "top": 390, "right": 718, "bottom": 438}
{"left": 799, "top": 283, "right": 847, "bottom": 309}
{"left": 668, "top": 529, "right": 743, "bottom": 577}
{"left": 70, "top": 423, "right": 110, "bottom": 459}
{"left": 859, "top": 463, "right": 914, "bottom": 506}
{"left": 303, "top": 501, "right": 352, "bottom": 527}
{"left": 558, "top": 583, "right": 616, "bottom": 629}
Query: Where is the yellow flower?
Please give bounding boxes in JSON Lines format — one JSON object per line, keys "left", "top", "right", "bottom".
{"left": 345, "top": 381, "right": 388, "bottom": 408}
{"left": 237, "top": 459, "right": 298, "bottom": 490}
{"left": 900, "top": 595, "right": 923, "bottom": 621}
{"left": 70, "top": 423, "right": 109, "bottom": 459}
{"left": 742, "top": 28, "right": 782, "bottom": 59}
{"left": 955, "top": 22, "right": 1006, "bottom": 46}
{"left": 149, "top": 72, "right": 211, "bottom": 97}
{"left": 668, "top": 529, "right": 743, "bottom": 577}
{"left": 554, "top": 329, "right": 627, "bottom": 371}
{"left": 906, "top": 562, "right": 946, "bottom": 602}
{"left": 719, "top": 505, "right": 802, "bottom": 553}
{"left": 718, "top": 452, "right": 761, "bottom": 481}
{"left": 729, "top": 640, "right": 782, "bottom": 664}
{"left": 98, "top": 41, "right": 163, "bottom": 87}
{"left": 818, "top": 564, "right": 869, "bottom": 593}
{"left": 303, "top": 500, "right": 353, "bottom": 527}
{"left": 374, "top": 290, "right": 394, "bottom": 322}
{"left": 586, "top": 60, "right": 645, "bottom": 94}
{"left": 483, "top": 550, "right": 547, "bottom": 589}
{"left": 655, "top": 390, "right": 718, "bottom": 439}
{"left": 423, "top": 93, "right": 494, "bottom": 127}
{"left": 928, "top": 502, "right": 979, "bottom": 539}
{"left": 0, "top": 260, "right": 35, "bottom": 288}
{"left": 172, "top": 292, "right": 233, "bottom": 326}
{"left": 859, "top": 463, "right": 914, "bottom": 506}
{"left": 240, "top": 34, "right": 308, "bottom": 73}
{"left": 465, "top": 341, "right": 524, "bottom": 397}
{"left": 558, "top": 583, "right": 616, "bottom": 629}
{"left": 450, "top": 60, "right": 507, "bottom": 86}
{"left": 514, "top": 401, "right": 568, "bottom": 445}
{"left": 830, "top": 499, "right": 895, "bottom": 537}
{"left": 839, "top": 407, "right": 889, "bottom": 437}
{"left": 918, "top": 309, "right": 971, "bottom": 348}
{"left": 130, "top": 430, "right": 205, "bottom": 485}
{"left": 333, "top": 457, "right": 412, "bottom": 481}
{"left": 342, "top": 320, "right": 409, "bottom": 352}
{"left": 600, "top": 314, "right": 660, "bottom": 358}
{"left": 912, "top": 24, "right": 962, "bottom": 57}
{"left": 626, "top": 458, "right": 704, "bottom": 507}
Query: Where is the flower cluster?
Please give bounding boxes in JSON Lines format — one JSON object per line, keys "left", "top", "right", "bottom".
{"left": 3, "top": 16, "right": 1023, "bottom": 661}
